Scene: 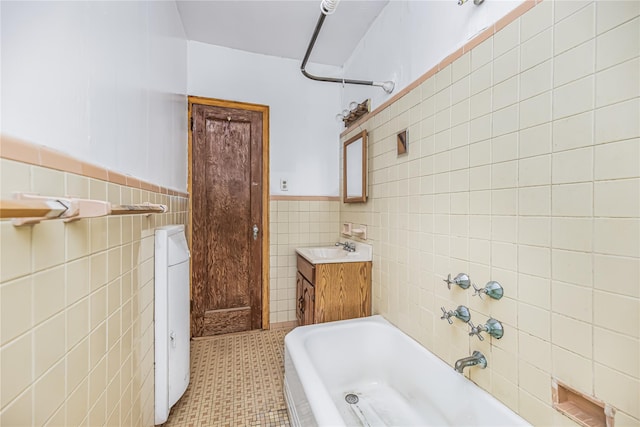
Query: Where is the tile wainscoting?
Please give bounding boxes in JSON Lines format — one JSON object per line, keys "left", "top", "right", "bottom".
{"left": 0, "top": 137, "right": 189, "bottom": 426}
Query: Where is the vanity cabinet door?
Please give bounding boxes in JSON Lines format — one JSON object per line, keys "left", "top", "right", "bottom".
{"left": 295, "top": 272, "right": 304, "bottom": 324}
{"left": 314, "top": 261, "right": 371, "bottom": 323}
{"left": 296, "top": 270, "right": 315, "bottom": 326}
{"left": 295, "top": 254, "right": 370, "bottom": 326}
{"left": 302, "top": 280, "right": 315, "bottom": 325}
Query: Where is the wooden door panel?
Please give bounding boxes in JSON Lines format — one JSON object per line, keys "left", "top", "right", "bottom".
{"left": 203, "top": 307, "right": 251, "bottom": 335}
{"left": 191, "top": 102, "right": 263, "bottom": 336}
{"left": 207, "top": 117, "right": 251, "bottom": 310}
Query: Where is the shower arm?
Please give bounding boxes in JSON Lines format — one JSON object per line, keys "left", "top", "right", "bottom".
{"left": 300, "top": 12, "right": 395, "bottom": 94}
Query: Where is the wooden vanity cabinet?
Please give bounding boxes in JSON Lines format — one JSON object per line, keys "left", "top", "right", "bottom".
{"left": 296, "top": 254, "right": 371, "bottom": 326}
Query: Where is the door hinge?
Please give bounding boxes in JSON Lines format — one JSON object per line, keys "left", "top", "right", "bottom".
{"left": 190, "top": 300, "right": 194, "bottom": 311}
{"left": 190, "top": 116, "right": 194, "bottom": 132}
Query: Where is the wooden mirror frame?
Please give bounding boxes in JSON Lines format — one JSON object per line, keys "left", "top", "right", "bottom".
{"left": 343, "top": 130, "right": 367, "bottom": 203}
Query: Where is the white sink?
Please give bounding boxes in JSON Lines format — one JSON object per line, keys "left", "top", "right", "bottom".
{"left": 308, "top": 247, "right": 349, "bottom": 259}
{"left": 296, "top": 242, "right": 372, "bottom": 264}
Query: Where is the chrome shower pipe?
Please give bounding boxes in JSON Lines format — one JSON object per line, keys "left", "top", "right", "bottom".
{"left": 300, "top": 12, "right": 395, "bottom": 93}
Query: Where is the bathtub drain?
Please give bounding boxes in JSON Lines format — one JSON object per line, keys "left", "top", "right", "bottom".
{"left": 345, "top": 393, "right": 360, "bottom": 404}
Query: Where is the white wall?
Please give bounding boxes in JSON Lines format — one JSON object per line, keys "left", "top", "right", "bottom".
{"left": 188, "top": 41, "right": 343, "bottom": 196}
{"left": 340, "top": 0, "right": 523, "bottom": 111}
{"left": 0, "top": 1, "right": 188, "bottom": 191}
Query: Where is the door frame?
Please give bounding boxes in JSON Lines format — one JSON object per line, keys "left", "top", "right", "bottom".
{"left": 187, "top": 95, "right": 270, "bottom": 331}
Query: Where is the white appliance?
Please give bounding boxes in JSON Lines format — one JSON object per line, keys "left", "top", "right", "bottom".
{"left": 154, "top": 225, "right": 190, "bottom": 425}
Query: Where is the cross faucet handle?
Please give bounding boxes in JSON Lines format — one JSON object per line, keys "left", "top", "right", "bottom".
{"left": 469, "top": 318, "right": 504, "bottom": 341}
{"left": 468, "top": 321, "right": 485, "bottom": 341}
{"left": 440, "top": 307, "right": 454, "bottom": 324}
{"left": 443, "top": 274, "right": 454, "bottom": 290}
{"left": 472, "top": 283, "right": 484, "bottom": 299}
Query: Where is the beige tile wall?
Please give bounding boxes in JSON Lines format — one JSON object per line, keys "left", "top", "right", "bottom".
{"left": 0, "top": 158, "right": 189, "bottom": 426}
{"left": 269, "top": 199, "right": 341, "bottom": 323}
{"left": 341, "top": 1, "right": 639, "bottom": 425}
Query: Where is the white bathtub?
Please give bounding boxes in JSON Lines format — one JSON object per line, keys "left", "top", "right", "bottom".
{"left": 284, "top": 315, "right": 531, "bottom": 427}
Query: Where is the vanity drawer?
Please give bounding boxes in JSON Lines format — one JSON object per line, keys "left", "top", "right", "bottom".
{"left": 297, "top": 255, "right": 315, "bottom": 284}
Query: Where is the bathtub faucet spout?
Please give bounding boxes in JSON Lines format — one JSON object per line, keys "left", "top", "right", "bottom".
{"left": 454, "top": 351, "right": 487, "bottom": 373}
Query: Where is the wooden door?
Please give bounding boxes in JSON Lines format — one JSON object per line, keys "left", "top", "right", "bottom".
{"left": 191, "top": 100, "right": 266, "bottom": 336}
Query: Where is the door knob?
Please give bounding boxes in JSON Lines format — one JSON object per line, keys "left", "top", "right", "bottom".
{"left": 252, "top": 224, "right": 259, "bottom": 240}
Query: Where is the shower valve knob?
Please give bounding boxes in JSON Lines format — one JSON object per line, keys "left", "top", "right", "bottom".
{"left": 441, "top": 305, "right": 471, "bottom": 324}
{"left": 472, "top": 281, "right": 504, "bottom": 300}
{"left": 443, "top": 273, "right": 471, "bottom": 290}
{"left": 469, "top": 318, "right": 504, "bottom": 341}
{"left": 468, "top": 321, "right": 485, "bottom": 341}
{"left": 440, "top": 307, "right": 454, "bottom": 324}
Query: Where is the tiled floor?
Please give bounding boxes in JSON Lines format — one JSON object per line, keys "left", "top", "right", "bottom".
{"left": 163, "top": 328, "right": 293, "bottom": 427}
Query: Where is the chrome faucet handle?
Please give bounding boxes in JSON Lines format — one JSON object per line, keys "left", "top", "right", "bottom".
{"left": 440, "top": 307, "right": 454, "bottom": 324}
{"left": 468, "top": 321, "right": 485, "bottom": 341}
{"left": 443, "top": 274, "right": 453, "bottom": 290}
{"left": 485, "top": 318, "right": 504, "bottom": 339}
{"left": 469, "top": 318, "right": 504, "bottom": 341}
{"left": 472, "top": 283, "right": 484, "bottom": 299}
{"left": 442, "top": 305, "right": 471, "bottom": 324}
{"left": 443, "top": 273, "right": 471, "bottom": 290}
{"left": 472, "top": 281, "right": 504, "bottom": 300}
{"left": 454, "top": 305, "right": 471, "bottom": 323}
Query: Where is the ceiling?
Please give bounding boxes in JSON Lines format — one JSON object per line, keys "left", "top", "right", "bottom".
{"left": 176, "top": 0, "right": 389, "bottom": 66}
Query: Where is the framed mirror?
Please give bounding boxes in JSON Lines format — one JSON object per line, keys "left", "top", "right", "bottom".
{"left": 343, "top": 130, "right": 367, "bottom": 203}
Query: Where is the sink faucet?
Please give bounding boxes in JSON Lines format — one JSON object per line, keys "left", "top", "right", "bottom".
{"left": 454, "top": 351, "right": 487, "bottom": 373}
{"left": 335, "top": 241, "right": 356, "bottom": 252}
